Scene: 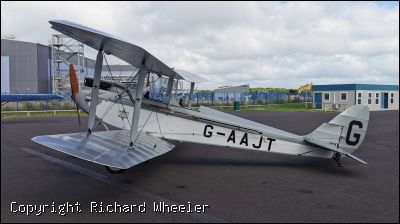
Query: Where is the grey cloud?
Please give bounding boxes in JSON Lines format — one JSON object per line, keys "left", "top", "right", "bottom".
{"left": 1, "top": 1, "right": 398, "bottom": 89}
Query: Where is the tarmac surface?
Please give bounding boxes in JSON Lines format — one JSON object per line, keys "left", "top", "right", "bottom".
{"left": 1, "top": 110, "right": 399, "bottom": 223}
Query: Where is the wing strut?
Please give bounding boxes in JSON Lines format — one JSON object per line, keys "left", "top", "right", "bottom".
{"left": 88, "top": 49, "right": 103, "bottom": 132}
{"left": 129, "top": 59, "right": 147, "bottom": 146}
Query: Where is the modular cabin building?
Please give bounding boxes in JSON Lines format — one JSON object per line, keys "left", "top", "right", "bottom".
{"left": 312, "top": 84, "right": 399, "bottom": 111}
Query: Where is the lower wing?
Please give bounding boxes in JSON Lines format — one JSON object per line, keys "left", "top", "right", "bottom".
{"left": 32, "top": 130, "right": 174, "bottom": 169}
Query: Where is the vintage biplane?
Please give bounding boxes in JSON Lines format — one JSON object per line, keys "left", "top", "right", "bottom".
{"left": 32, "top": 20, "right": 369, "bottom": 173}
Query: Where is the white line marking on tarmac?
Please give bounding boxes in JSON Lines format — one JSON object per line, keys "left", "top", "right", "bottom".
{"left": 21, "top": 147, "right": 224, "bottom": 223}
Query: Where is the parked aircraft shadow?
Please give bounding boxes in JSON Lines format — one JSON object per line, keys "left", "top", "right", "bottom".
{"left": 163, "top": 156, "right": 362, "bottom": 177}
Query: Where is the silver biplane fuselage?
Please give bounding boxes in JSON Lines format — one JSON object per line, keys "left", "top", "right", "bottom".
{"left": 32, "top": 20, "right": 370, "bottom": 172}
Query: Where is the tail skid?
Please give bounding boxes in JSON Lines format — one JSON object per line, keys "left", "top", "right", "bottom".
{"left": 305, "top": 105, "right": 370, "bottom": 164}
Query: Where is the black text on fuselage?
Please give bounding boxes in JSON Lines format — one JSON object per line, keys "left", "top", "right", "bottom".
{"left": 203, "top": 125, "right": 275, "bottom": 150}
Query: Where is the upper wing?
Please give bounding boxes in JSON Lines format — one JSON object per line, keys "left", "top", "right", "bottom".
{"left": 49, "top": 20, "right": 182, "bottom": 79}
{"left": 1, "top": 94, "right": 64, "bottom": 103}
{"left": 32, "top": 130, "right": 175, "bottom": 169}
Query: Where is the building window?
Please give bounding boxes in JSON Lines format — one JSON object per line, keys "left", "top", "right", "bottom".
{"left": 368, "top": 92, "right": 372, "bottom": 104}
{"left": 340, "top": 92, "right": 348, "bottom": 101}
{"left": 375, "top": 92, "right": 379, "bottom": 104}
{"left": 323, "top": 92, "right": 330, "bottom": 101}
{"left": 390, "top": 92, "right": 394, "bottom": 104}
{"left": 357, "top": 92, "right": 362, "bottom": 104}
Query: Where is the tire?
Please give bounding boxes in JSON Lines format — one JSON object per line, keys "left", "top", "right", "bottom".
{"left": 105, "top": 166, "right": 126, "bottom": 174}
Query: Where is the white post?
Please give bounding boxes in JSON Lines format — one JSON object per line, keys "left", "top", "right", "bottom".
{"left": 165, "top": 76, "right": 174, "bottom": 107}
{"left": 129, "top": 61, "right": 147, "bottom": 146}
{"left": 88, "top": 50, "right": 103, "bottom": 132}
{"left": 188, "top": 82, "right": 195, "bottom": 109}
{"left": 174, "top": 78, "right": 179, "bottom": 97}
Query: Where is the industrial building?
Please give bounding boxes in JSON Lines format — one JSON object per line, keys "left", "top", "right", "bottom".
{"left": 312, "top": 84, "right": 399, "bottom": 111}
{"left": 1, "top": 38, "right": 137, "bottom": 94}
{"left": 1, "top": 38, "right": 53, "bottom": 94}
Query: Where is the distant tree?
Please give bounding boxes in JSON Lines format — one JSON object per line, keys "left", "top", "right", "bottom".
{"left": 249, "top": 88, "right": 292, "bottom": 94}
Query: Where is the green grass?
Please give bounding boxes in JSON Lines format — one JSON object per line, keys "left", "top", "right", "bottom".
{"left": 1, "top": 111, "right": 86, "bottom": 119}
{"left": 213, "top": 102, "right": 323, "bottom": 112}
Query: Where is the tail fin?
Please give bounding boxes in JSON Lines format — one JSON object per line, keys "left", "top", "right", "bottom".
{"left": 305, "top": 105, "right": 369, "bottom": 164}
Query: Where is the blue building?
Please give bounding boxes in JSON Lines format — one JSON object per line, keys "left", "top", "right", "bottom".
{"left": 312, "top": 84, "right": 399, "bottom": 111}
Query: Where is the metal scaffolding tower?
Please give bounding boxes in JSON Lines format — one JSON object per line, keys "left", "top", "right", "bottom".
{"left": 51, "top": 34, "right": 85, "bottom": 94}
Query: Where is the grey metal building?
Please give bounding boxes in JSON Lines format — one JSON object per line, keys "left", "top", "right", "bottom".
{"left": 1, "top": 38, "right": 138, "bottom": 94}
{"left": 1, "top": 38, "right": 96, "bottom": 94}
{"left": 312, "top": 84, "right": 399, "bottom": 111}
{"left": 1, "top": 38, "right": 52, "bottom": 94}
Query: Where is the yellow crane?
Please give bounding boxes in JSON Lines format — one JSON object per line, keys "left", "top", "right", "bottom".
{"left": 298, "top": 84, "right": 312, "bottom": 109}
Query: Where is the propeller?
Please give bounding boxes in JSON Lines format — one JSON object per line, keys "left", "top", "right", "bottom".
{"left": 69, "top": 64, "right": 81, "bottom": 126}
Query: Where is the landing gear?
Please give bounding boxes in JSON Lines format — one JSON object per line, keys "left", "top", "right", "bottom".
{"left": 333, "top": 152, "right": 343, "bottom": 167}
{"left": 105, "top": 166, "right": 126, "bottom": 174}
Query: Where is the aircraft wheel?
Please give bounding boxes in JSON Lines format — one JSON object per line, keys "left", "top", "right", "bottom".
{"left": 105, "top": 166, "right": 126, "bottom": 174}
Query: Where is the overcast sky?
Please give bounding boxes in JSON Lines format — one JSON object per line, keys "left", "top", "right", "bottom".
{"left": 1, "top": 1, "right": 399, "bottom": 89}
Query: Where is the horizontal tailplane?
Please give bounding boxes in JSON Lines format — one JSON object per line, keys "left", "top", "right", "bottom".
{"left": 305, "top": 105, "right": 369, "bottom": 164}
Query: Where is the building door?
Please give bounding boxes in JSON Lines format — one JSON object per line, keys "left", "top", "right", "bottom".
{"left": 314, "top": 93, "right": 322, "bottom": 109}
{"left": 381, "top": 92, "right": 389, "bottom": 109}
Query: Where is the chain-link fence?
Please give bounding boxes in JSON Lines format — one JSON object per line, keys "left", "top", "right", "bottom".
{"left": 1, "top": 101, "right": 76, "bottom": 111}
{"left": 2, "top": 91, "right": 313, "bottom": 111}
{"left": 176, "top": 92, "right": 312, "bottom": 107}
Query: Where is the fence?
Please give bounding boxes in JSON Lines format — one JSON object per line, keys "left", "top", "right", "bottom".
{"left": 2, "top": 91, "right": 313, "bottom": 111}
{"left": 1, "top": 100, "right": 77, "bottom": 111}
{"left": 189, "top": 92, "right": 311, "bottom": 106}
{"left": 1, "top": 110, "right": 79, "bottom": 117}
{"left": 149, "top": 91, "right": 312, "bottom": 107}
